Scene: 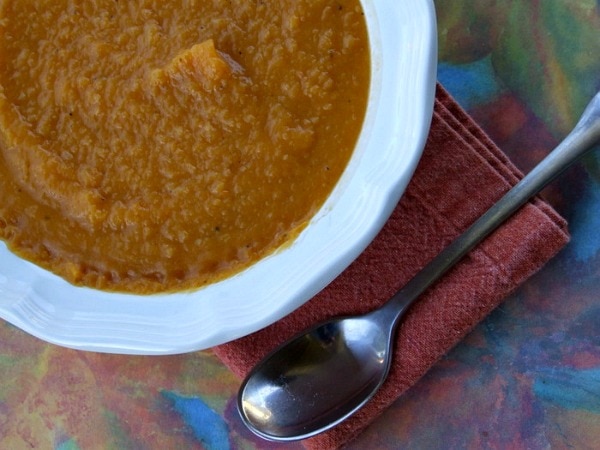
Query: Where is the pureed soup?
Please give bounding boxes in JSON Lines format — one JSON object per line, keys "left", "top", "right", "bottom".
{"left": 0, "top": 0, "right": 370, "bottom": 294}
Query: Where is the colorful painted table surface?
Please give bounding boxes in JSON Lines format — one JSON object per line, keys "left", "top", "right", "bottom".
{"left": 1, "top": 2, "right": 599, "bottom": 449}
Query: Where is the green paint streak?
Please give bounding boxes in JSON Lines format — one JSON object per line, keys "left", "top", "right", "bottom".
{"left": 102, "top": 409, "right": 135, "bottom": 450}
{"left": 0, "top": 354, "right": 19, "bottom": 368}
{"left": 55, "top": 438, "right": 81, "bottom": 450}
{"left": 540, "top": 0, "right": 600, "bottom": 124}
{"left": 494, "top": 0, "right": 600, "bottom": 136}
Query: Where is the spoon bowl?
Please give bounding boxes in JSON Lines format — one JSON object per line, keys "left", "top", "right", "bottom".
{"left": 238, "top": 90, "right": 600, "bottom": 441}
{"left": 239, "top": 313, "right": 392, "bottom": 440}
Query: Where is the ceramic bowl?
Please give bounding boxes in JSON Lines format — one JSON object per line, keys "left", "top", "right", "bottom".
{"left": 0, "top": 0, "right": 437, "bottom": 354}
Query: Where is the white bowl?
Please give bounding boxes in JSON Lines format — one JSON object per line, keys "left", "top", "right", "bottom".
{"left": 0, "top": 0, "right": 437, "bottom": 354}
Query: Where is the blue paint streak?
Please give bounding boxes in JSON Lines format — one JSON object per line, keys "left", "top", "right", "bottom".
{"left": 533, "top": 367, "right": 600, "bottom": 413}
{"left": 162, "top": 391, "right": 231, "bottom": 450}
{"left": 569, "top": 177, "right": 600, "bottom": 262}
{"left": 437, "top": 56, "right": 504, "bottom": 110}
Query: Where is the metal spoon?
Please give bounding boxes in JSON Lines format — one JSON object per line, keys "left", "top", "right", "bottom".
{"left": 237, "top": 91, "right": 600, "bottom": 441}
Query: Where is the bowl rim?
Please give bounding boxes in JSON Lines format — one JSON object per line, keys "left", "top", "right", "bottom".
{"left": 0, "top": 0, "right": 438, "bottom": 354}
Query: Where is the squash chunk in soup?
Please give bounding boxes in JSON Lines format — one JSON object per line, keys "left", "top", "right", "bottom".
{"left": 0, "top": 0, "right": 370, "bottom": 293}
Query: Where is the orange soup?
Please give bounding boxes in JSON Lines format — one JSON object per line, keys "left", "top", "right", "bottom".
{"left": 0, "top": 0, "right": 370, "bottom": 293}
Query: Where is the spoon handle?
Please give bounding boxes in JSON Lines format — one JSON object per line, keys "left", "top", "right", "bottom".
{"left": 378, "top": 91, "right": 600, "bottom": 324}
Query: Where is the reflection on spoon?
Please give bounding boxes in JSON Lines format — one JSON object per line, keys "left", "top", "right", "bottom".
{"left": 238, "top": 91, "right": 600, "bottom": 441}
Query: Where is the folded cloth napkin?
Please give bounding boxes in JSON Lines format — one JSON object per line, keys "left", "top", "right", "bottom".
{"left": 213, "top": 84, "right": 570, "bottom": 449}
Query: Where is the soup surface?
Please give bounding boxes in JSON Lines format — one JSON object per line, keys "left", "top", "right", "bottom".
{"left": 0, "top": 0, "right": 370, "bottom": 293}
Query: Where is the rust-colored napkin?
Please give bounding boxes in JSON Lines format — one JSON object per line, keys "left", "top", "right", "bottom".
{"left": 213, "top": 84, "right": 570, "bottom": 449}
